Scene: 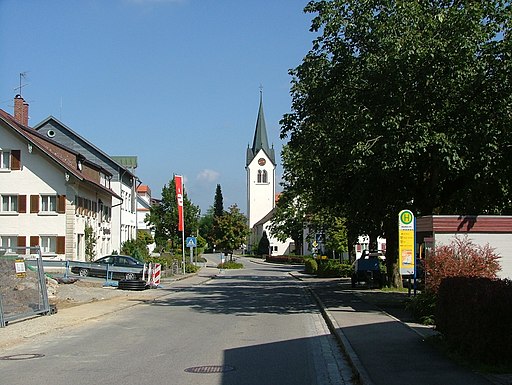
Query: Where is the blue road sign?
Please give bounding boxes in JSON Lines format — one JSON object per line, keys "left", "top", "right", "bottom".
{"left": 186, "top": 236, "right": 197, "bottom": 248}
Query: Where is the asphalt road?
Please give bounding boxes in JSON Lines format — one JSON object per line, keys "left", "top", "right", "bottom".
{"left": 0, "top": 257, "right": 353, "bottom": 385}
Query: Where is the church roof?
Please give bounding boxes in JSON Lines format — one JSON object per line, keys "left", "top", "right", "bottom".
{"left": 246, "top": 91, "right": 275, "bottom": 166}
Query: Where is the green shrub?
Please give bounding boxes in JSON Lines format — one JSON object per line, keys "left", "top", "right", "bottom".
{"left": 257, "top": 232, "right": 270, "bottom": 256}
{"left": 317, "top": 259, "right": 353, "bottom": 278}
{"left": 185, "top": 263, "right": 200, "bottom": 273}
{"left": 339, "top": 262, "right": 354, "bottom": 277}
{"left": 317, "top": 259, "right": 340, "bottom": 277}
{"left": 145, "top": 253, "right": 181, "bottom": 270}
{"left": 218, "top": 261, "right": 243, "bottom": 269}
{"left": 424, "top": 237, "right": 500, "bottom": 293}
{"left": 436, "top": 277, "right": 512, "bottom": 366}
{"left": 304, "top": 258, "right": 318, "bottom": 274}
{"left": 406, "top": 292, "right": 437, "bottom": 325}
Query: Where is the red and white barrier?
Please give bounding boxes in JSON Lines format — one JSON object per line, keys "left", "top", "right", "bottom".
{"left": 142, "top": 262, "right": 161, "bottom": 287}
{"left": 146, "top": 262, "right": 153, "bottom": 285}
{"left": 152, "top": 263, "right": 161, "bottom": 286}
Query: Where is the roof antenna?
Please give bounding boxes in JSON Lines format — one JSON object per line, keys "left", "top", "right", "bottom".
{"left": 14, "top": 72, "right": 29, "bottom": 97}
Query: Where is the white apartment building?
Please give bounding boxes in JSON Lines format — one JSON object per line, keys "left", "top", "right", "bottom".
{"left": 0, "top": 96, "right": 119, "bottom": 260}
{"left": 34, "top": 117, "right": 138, "bottom": 253}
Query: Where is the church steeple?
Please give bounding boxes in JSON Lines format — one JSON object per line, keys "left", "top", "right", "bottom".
{"left": 246, "top": 90, "right": 275, "bottom": 166}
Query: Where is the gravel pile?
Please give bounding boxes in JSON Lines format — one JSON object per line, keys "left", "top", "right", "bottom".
{"left": 49, "top": 278, "right": 126, "bottom": 309}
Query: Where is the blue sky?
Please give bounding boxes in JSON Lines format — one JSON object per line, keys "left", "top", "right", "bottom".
{"left": 0, "top": 0, "right": 316, "bottom": 214}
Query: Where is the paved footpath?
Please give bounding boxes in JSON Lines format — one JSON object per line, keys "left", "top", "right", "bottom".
{"left": 306, "top": 279, "right": 502, "bottom": 385}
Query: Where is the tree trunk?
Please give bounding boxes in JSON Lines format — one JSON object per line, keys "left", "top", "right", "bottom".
{"left": 384, "top": 222, "right": 402, "bottom": 288}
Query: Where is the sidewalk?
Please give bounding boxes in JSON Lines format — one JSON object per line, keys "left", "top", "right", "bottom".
{"left": 294, "top": 273, "right": 506, "bottom": 385}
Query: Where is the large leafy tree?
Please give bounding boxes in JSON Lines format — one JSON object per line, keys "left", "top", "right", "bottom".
{"left": 281, "top": 0, "right": 512, "bottom": 285}
{"left": 213, "top": 204, "right": 250, "bottom": 253}
{"left": 145, "top": 178, "right": 200, "bottom": 251}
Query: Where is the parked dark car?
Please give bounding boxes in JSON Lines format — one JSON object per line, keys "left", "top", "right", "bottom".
{"left": 351, "top": 251, "right": 385, "bottom": 288}
{"left": 71, "top": 255, "right": 144, "bottom": 280}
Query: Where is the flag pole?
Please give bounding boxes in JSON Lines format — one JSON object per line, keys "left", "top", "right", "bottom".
{"left": 174, "top": 175, "right": 186, "bottom": 275}
{"left": 182, "top": 228, "right": 185, "bottom": 274}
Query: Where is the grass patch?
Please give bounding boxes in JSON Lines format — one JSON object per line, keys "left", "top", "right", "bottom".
{"left": 380, "top": 286, "right": 409, "bottom": 293}
{"left": 218, "top": 261, "right": 243, "bottom": 269}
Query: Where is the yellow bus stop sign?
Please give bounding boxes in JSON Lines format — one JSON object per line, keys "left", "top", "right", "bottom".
{"left": 398, "top": 210, "right": 415, "bottom": 275}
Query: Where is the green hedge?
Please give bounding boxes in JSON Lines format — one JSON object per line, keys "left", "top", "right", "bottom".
{"left": 436, "top": 277, "right": 512, "bottom": 366}
{"left": 304, "top": 258, "right": 318, "bottom": 274}
{"left": 265, "top": 255, "right": 307, "bottom": 264}
{"left": 317, "top": 259, "right": 353, "bottom": 278}
{"left": 303, "top": 258, "right": 353, "bottom": 277}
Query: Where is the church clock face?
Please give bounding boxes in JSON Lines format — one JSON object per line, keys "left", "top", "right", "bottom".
{"left": 258, "top": 158, "right": 266, "bottom": 166}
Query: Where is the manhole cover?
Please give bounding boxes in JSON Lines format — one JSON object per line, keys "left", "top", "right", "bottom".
{"left": 184, "top": 365, "right": 235, "bottom": 374}
{"left": 0, "top": 353, "right": 45, "bottom": 361}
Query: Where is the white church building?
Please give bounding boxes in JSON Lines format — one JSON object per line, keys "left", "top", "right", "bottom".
{"left": 246, "top": 93, "right": 294, "bottom": 256}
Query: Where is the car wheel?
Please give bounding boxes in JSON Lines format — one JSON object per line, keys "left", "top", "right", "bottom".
{"left": 79, "top": 268, "right": 89, "bottom": 277}
{"left": 125, "top": 272, "right": 136, "bottom": 280}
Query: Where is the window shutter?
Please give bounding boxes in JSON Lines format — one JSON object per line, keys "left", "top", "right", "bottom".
{"left": 56, "top": 236, "right": 65, "bottom": 254}
{"left": 30, "top": 195, "right": 39, "bottom": 213}
{"left": 17, "top": 236, "right": 26, "bottom": 248}
{"left": 57, "top": 195, "right": 66, "bottom": 214}
{"left": 11, "top": 150, "right": 21, "bottom": 170}
{"left": 30, "top": 236, "right": 39, "bottom": 247}
{"left": 18, "top": 195, "right": 27, "bottom": 213}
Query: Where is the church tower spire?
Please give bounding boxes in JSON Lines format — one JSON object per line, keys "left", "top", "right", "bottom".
{"left": 246, "top": 89, "right": 277, "bottom": 231}
{"left": 246, "top": 90, "right": 275, "bottom": 166}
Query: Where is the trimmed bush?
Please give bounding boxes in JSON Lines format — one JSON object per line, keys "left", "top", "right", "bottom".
{"left": 423, "top": 237, "right": 500, "bottom": 294}
{"left": 185, "top": 263, "right": 200, "bottom": 273}
{"left": 304, "top": 258, "right": 318, "bottom": 274}
{"left": 436, "top": 277, "right": 512, "bottom": 366}
{"left": 257, "top": 232, "right": 270, "bottom": 256}
{"left": 317, "top": 259, "right": 353, "bottom": 278}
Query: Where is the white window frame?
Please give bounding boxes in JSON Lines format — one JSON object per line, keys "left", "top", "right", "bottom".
{"left": 40, "top": 236, "right": 57, "bottom": 254}
{"left": 0, "top": 150, "right": 10, "bottom": 170}
{"left": 0, "top": 235, "right": 17, "bottom": 253}
{"left": 41, "top": 195, "right": 57, "bottom": 213}
{"left": 1, "top": 195, "right": 18, "bottom": 213}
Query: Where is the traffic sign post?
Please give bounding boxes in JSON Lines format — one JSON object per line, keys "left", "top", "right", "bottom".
{"left": 398, "top": 209, "right": 417, "bottom": 295}
{"left": 186, "top": 237, "right": 197, "bottom": 264}
{"left": 398, "top": 210, "right": 415, "bottom": 275}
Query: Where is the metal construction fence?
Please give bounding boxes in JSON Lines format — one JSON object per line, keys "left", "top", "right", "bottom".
{"left": 0, "top": 246, "right": 50, "bottom": 327}
{"left": 22, "top": 259, "right": 184, "bottom": 281}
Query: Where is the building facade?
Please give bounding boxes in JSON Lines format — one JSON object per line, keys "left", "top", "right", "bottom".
{"left": 0, "top": 96, "right": 119, "bottom": 260}
{"left": 34, "top": 118, "right": 137, "bottom": 253}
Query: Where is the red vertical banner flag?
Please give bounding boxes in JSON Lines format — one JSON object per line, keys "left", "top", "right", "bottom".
{"left": 175, "top": 175, "right": 184, "bottom": 232}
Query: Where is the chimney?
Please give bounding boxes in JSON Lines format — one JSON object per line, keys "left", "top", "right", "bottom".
{"left": 14, "top": 94, "right": 29, "bottom": 126}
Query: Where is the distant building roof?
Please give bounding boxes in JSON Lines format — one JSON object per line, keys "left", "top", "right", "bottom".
{"left": 111, "top": 156, "right": 138, "bottom": 170}
{"left": 137, "top": 184, "right": 151, "bottom": 195}
{"left": 0, "top": 108, "right": 121, "bottom": 200}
